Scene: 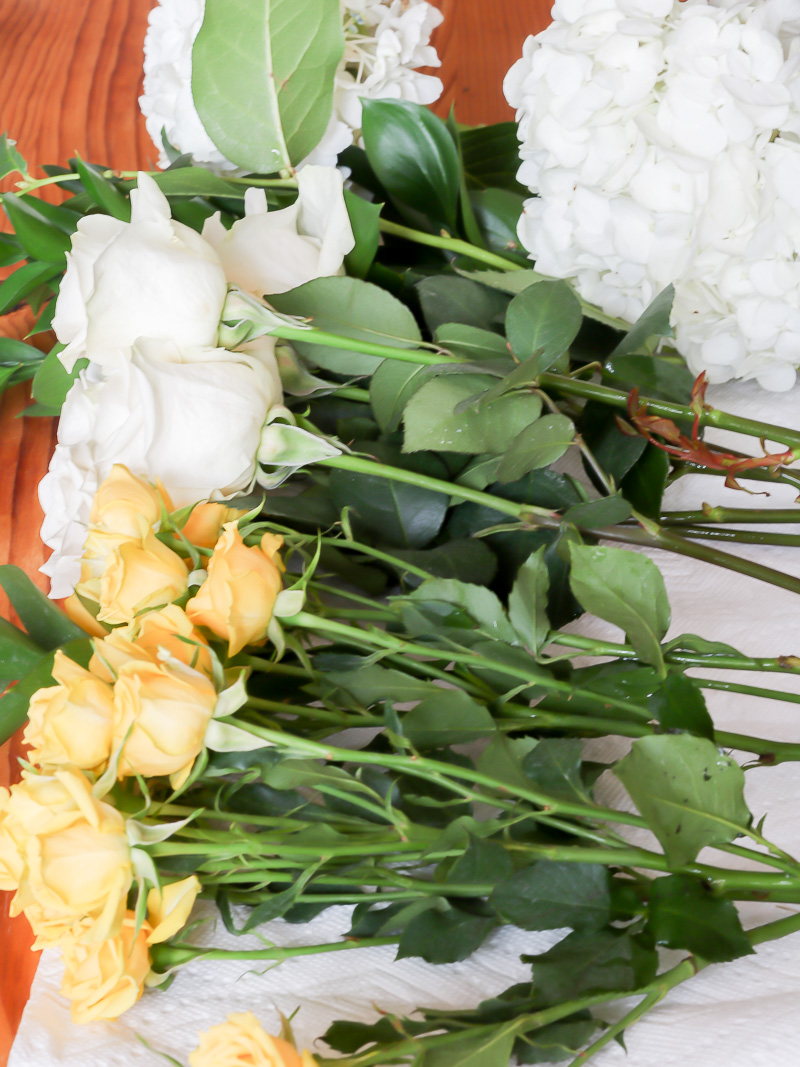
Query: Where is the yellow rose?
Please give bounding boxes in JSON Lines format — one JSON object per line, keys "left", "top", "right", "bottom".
{"left": 187, "top": 524, "right": 284, "bottom": 656}
{"left": 90, "top": 464, "right": 173, "bottom": 539}
{"left": 112, "top": 660, "right": 217, "bottom": 786}
{"left": 146, "top": 874, "right": 201, "bottom": 944}
{"left": 98, "top": 529, "right": 189, "bottom": 625}
{"left": 7, "top": 768, "right": 132, "bottom": 948}
{"left": 24, "top": 651, "right": 114, "bottom": 771}
{"left": 62, "top": 593, "right": 109, "bottom": 638}
{"left": 90, "top": 604, "right": 213, "bottom": 682}
{"left": 189, "top": 1012, "right": 317, "bottom": 1067}
{"left": 76, "top": 526, "right": 142, "bottom": 606}
{"left": 61, "top": 910, "right": 152, "bottom": 1024}
{"left": 181, "top": 502, "right": 249, "bottom": 549}
{"left": 0, "top": 787, "right": 25, "bottom": 892}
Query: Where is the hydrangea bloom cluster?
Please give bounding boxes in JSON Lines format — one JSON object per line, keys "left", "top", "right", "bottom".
{"left": 504, "top": 0, "right": 800, "bottom": 391}
{"left": 140, "top": 0, "right": 444, "bottom": 171}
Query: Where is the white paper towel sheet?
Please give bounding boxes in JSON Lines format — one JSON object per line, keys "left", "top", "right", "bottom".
{"left": 10, "top": 379, "right": 800, "bottom": 1066}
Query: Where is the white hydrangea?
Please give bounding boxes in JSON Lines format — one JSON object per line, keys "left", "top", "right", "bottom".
{"left": 140, "top": 0, "right": 444, "bottom": 172}
{"left": 505, "top": 0, "right": 800, "bottom": 391}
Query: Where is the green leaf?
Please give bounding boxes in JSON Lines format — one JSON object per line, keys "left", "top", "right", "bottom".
{"left": 403, "top": 689, "right": 496, "bottom": 749}
{"left": 1, "top": 194, "right": 72, "bottom": 263}
{"left": 568, "top": 544, "right": 669, "bottom": 672}
{"left": 0, "top": 337, "right": 45, "bottom": 367}
{"left": 0, "top": 618, "right": 45, "bottom": 688}
{"left": 409, "top": 578, "right": 516, "bottom": 643}
{"left": 497, "top": 414, "right": 575, "bottom": 483}
{"left": 370, "top": 359, "right": 431, "bottom": 433}
{"left": 328, "top": 446, "right": 448, "bottom": 549}
{"left": 32, "top": 349, "right": 87, "bottom": 410}
{"left": 506, "top": 280, "right": 582, "bottom": 370}
{"left": 0, "top": 639, "right": 92, "bottom": 746}
{"left": 460, "top": 122, "right": 526, "bottom": 193}
{"left": 521, "top": 739, "right": 590, "bottom": 804}
{"left": 470, "top": 188, "right": 528, "bottom": 260}
{"left": 447, "top": 835, "right": 514, "bottom": 887}
{"left": 385, "top": 540, "right": 497, "bottom": 587}
{"left": 525, "top": 927, "right": 657, "bottom": 1003}
{"left": 0, "top": 134, "right": 27, "bottom": 180}
{"left": 455, "top": 267, "right": 547, "bottom": 296}
{"left": 192, "top": 0, "right": 344, "bottom": 171}
{"left": 320, "top": 663, "right": 436, "bottom": 706}
{"left": 343, "top": 190, "right": 381, "bottom": 279}
{"left": 604, "top": 353, "right": 694, "bottom": 406}
{"left": 610, "top": 285, "right": 675, "bottom": 358}
{"left": 562, "top": 493, "right": 633, "bottom": 529}
{"left": 270, "top": 276, "right": 421, "bottom": 376}
{"left": 434, "top": 322, "right": 510, "bottom": 362}
{"left": 0, "top": 566, "right": 86, "bottom": 648}
{"left": 417, "top": 275, "right": 509, "bottom": 335}
{"left": 123, "top": 168, "right": 250, "bottom": 199}
{"left": 0, "top": 262, "right": 63, "bottom": 317}
{"left": 404, "top": 373, "right": 543, "bottom": 455}
{"left": 647, "top": 874, "right": 753, "bottom": 963}
{"left": 422, "top": 1028, "right": 516, "bottom": 1067}
{"left": 397, "top": 906, "right": 497, "bottom": 964}
{"left": 74, "top": 157, "right": 131, "bottom": 221}
{"left": 508, "top": 547, "right": 550, "bottom": 653}
{"left": 361, "top": 99, "right": 460, "bottom": 231}
{"left": 580, "top": 401, "right": 647, "bottom": 484}
{"left": 649, "top": 673, "right": 714, "bottom": 741}
{"left": 492, "top": 862, "right": 611, "bottom": 931}
{"left": 620, "top": 445, "right": 670, "bottom": 519}
{"left": 614, "top": 734, "right": 751, "bottom": 867}
{"left": 447, "top": 111, "right": 486, "bottom": 250}
{"left": 514, "top": 1017, "right": 597, "bottom": 1064}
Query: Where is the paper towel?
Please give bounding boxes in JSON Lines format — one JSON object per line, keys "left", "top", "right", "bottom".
{"left": 10, "top": 378, "right": 800, "bottom": 1066}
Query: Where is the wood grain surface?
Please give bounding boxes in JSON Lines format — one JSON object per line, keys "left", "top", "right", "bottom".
{"left": 0, "top": 1, "right": 552, "bottom": 1060}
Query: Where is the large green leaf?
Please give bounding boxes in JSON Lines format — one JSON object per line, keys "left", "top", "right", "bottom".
{"left": 505, "top": 280, "right": 582, "bottom": 369}
{"left": 192, "top": 0, "right": 344, "bottom": 171}
{"left": 568, "top": 544, "right": 669, "bottom": 671}
{"left": 0, "top": 565, "right": 85, "bottom": 648}
{"left": 492, "top": 862, "right": 611, "bottom": 931}
{"left": 409, "top": 578, "right": 516, "bottom": 643}
{"left": 403, "top": 373, "right": 543, "bottom": 455}
{"left": 361, "top": 99, "right": 460, "bottom": 231}
{"left": 497, "top": 414, "right": 575, "bottom": 483}
{"left": 328, "top": 444, "right": 449, "bottom": 549}
{"left": 508, "top": 547, "right": 550, "bottom": 653}
{"left": 0, "top": 261, "right": 63, "bottom": 317}
{"left": 610, "top": 285, "right": 674, "bottom": 357}
{"left": 270, "top": 276, "right": 421, "bottom": 376}
{"left": 647, "top": 874, "right": 753, "bottom": 963}
{"left": 649, "top": 673, "right": 714, "bottom": 741}
{"left": 0, "top": 134, "right": 27, "bottom": 180}
{"left": 460, "top": 122, "right": 526, "bottom": 193}
{"left": 422, "top": 1027, "right": 516, "bottom": 1067}
{"left": 0, "top": 618, "right": 44, "bottom": 688}
{"left": 525, "top": 927, "right": 657, "bottom": 1003}
{"left": 0, "top": 639, "right": 92, "bottom": 746}
{"left": 615, "top": 734, "right": 751, "bottom": 867}
{"left": 2, "top": 194, "right": 72, "bottom": 264}
{"left": 417, "top": 276, "right": 509, "bottom": 334}
{"left": 403, "top": 689, "right": 496, "bottom": 749}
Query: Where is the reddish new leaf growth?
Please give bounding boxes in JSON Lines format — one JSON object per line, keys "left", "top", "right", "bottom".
{"left": 617, "top": 373, "right": 797, "bottom": 492}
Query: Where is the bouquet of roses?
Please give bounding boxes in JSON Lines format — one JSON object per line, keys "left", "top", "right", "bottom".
{"left": 2, "top": 1, "right": 800, "bottom": 1064}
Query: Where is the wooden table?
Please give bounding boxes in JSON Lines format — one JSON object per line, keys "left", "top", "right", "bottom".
{"left": 0, "top": 1, "right": 551, "bottom": 1060}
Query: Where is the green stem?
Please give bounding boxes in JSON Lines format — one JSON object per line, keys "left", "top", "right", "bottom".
{"left": 674, "top": 462, "right": 800, "bottom": 493}
{"left": 547, "top": 633, "right": 800, "bottom": 676}
{"left": 538, "top": 373, "right": 800, "bottom": 451}
{"left": 664, "top": 525, "right": 800, "bottom": 547}
{"left": 150, "top": 935, "right": 398, "bottom": 972}
{"left": 661, "top": 508, "right": 800, "bottom": 525}
{"left": 318, "top": 536, "right": 435, "bottom": 579}
{"left": 274, "top": 326, "right": 447, "bottom": 366}
{"left": 377, "top": 218, "right": 526, "bottom": 274}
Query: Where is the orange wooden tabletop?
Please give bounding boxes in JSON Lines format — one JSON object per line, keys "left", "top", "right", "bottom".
{"left": 0, "top": 1, "right": 552, "bottom": 1061}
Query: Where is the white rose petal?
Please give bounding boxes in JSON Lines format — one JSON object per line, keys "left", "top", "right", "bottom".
{"left": 202, "top": 166, "right": 355, "bottom": 297}
{"left": 53, "top": 172, "right": 228, "bottom": 371}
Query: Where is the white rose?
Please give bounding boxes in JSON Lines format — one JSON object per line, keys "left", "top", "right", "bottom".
{"left": 202, "top": 166, "right": 355, "bottom": 297}
{"left": 52, "top": 172, "right": 228, "bottom": 371}
{"left": 39, "top": 338, "right": 282, "bottom": 598}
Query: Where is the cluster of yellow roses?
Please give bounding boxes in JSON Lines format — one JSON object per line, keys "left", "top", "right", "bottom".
{"left": 0, "top": 465, "right": 290, "bottom": 1025}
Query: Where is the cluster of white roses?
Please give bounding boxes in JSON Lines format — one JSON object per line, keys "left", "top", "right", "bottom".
{"left": 40, "top": 168, "right": 354, "bottom": 598}
{"left": 505, "top": 0, "right": 800, "bottom": 391}
{"left": 140, "top": 0, "right": 444, "bottom": 172}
